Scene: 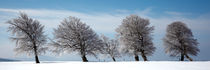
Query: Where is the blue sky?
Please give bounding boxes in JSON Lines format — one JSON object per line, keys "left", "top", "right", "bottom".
{"left": 0, "top": 0, "right": 210, "bottom": 61}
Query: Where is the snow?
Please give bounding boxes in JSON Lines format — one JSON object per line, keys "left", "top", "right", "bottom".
{"left": 0, "top": 61, "right": 210, "bottom": 70}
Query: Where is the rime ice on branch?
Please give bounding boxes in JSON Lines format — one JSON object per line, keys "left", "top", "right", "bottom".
{"left": 116, "top": 15, "right": 155, "bottom": 61}
{"left": 101, "top": 35, "right": 121, "bottom": 61}
{"left": 51, "top": 16, "right": 103, "bottom": 62}
{"left": 163, "top": 21, "right": 199, "bottom": 61}
{"left": 6, "top": 12, "right": 47, "bottom": 63}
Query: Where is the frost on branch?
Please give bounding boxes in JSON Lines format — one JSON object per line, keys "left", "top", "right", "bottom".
{"left": 163, "top": 21, "right": 199, "bottom": 61}
{"left": 101, "top": 35, "right": 121, "bottom": 61}
{"left": 51, "top": 16, "right": 103, "bottom": 62}
{"left": 116, "top": 15, "right": 155, "bottom": 61}
{"left": 7, "top": 12, "right": 47, "bottom": 63}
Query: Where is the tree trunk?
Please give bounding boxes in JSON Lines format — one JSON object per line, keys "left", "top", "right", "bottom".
{"left": 134, "top": 55, "right": 139, "bottom": 61}
{"left": 180, "top": 53, "right": 184, "bottom": 61}
{"left": 141, "top": 51, "right": 148, "bottom": 61}
{"left": 33, "top": 45, "right": 40, "bottom": 63}
{"left": 112, "top": 57, "right": 116, "bottom": 62}
{"left": 140, "top": 37, "right": 147, "bottom": 61}
{"left": 35, "top": 55, "right": 40, "bottom": 63}
{"left": 82, "top": 55, "right": 88, "bottom": 62}
{"left": 185, "top": 54, "right": 193, "bottom": 61}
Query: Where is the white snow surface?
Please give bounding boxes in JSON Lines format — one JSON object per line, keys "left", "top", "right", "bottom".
{"left": 0, "top": 61, "right": 210, "bottom": 70}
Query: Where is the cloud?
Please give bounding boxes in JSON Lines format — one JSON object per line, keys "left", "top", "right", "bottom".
{"left": 115, "top": 9, "right": 130, "bottom": 13}
{"left": 136, "top": 7, "right": 153, "bottom": 16}
{"left": 165, "top": 11, "right": 191, "bottom": 16}
{"left": 1, "top": 8, "right": 209, "bottom": 35}
{"left": 0, "top": 8, "right": 154, "bottom": 39}
{"left": 0, "top": 8, "right": 127, "bottom": 34}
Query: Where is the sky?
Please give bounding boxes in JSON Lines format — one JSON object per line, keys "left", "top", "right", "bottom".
{"left": 0, "top": 0, "right": 210, "bottom": 61}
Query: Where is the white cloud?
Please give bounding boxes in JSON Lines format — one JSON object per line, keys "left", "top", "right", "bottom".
{"left": 0, "top": 8, "right": 155, "bottom": 34}
{"left": 165, "top": 11, "right": 186, "bottom": 16}
{"left": 0, "top": 8, "right": 128, "bottom": 34}
{"left": 136, "top": 7, "right": 153, "bottom": 16}
{"left": 1, "top": 8, "right": 209, "bottom": 34}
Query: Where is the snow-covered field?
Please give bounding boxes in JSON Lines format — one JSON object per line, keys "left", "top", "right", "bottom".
{"left": 0, "top": 61, "right": 210, "bottom": 70}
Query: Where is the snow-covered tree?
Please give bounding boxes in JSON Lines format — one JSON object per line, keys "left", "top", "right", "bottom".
{"left": 163, "top": 21, "right": 199, "bottom": 61}
{"left": 51, "top": 16, "right": 103, "bottom": 62}
{"left": 101, "top": 35, "right": 120, "bottom": 61}
{"left": 116, "top": 15, "right": 155, "bottom": 61}
{"left": 6, "top": 12, "right": 47, "bottom": 63}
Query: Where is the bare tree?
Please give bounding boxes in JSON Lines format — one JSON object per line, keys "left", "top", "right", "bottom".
{"left": 163, "top": 21, "right": 199, "bottom": 61}
{"left": 51, "top": 16, "right": 103, "bottom": 62}
{"left": 6, "top": 12, "right": 47, "bottom": 63}
{"left": 101, "top": 35, "right": 120, "bottom": 61}
{"left": 116, "top": 15, "right": 155, "bottom": 61}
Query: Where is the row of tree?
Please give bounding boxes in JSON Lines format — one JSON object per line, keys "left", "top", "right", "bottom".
{"left": 6, "top": 13, "right": 199, "bottom": 63}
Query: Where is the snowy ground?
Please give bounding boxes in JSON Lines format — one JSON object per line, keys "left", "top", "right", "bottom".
{"left": 0, "top": 61, "right": 210, "bottom": 70}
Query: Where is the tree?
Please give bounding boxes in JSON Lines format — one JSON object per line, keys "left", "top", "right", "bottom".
{"left": 6, "top": 12, "right": 47, "bottom": 63}
{"left": 163, "top": 21, "right": 199, "bottom": 61}
{"left": 116, "top": 15, "right": 155, "bottom": 61}
{"left": 51, "top": 16, "right": 103, "bottom": 62}
{"left": 101, "top": 35, "right": 120, "bottom": 61}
